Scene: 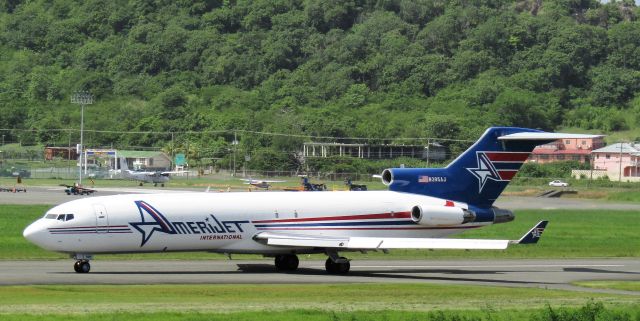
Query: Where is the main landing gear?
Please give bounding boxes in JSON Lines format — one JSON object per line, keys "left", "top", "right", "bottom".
{"left": 325, "top": 251, "right": 350, "bottom": 274}
{"left": 325, "top": 257, "right": 350, "bottom": 274}
{"left": 72, "top": 254, "right": 92, "bottom": 273}
{"left": 273, "top": 252, "right": 351, "bottom": 274}
{"left": 274, "top": 254, "right": 299, "bottom": 271}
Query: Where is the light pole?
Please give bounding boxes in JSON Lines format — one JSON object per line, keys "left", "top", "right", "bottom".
{"left": 71, "top": 91, "right": 93, "bottom": 185}
{"left": 232, "top": 131, "right": 238, "bottom": 176}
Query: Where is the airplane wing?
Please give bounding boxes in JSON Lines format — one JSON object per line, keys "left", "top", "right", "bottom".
{"left": 254, "top": 221, "right": 548, "bottom": 251}
{"left": 240, "top": 178, "right": 286, "bottom": 183}
{"left": 160, "top": 171, "right": 188, "bottom": 175}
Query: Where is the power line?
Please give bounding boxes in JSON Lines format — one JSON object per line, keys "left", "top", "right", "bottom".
{"left": 0, "top": 128, "right": 475, "bottom": 143}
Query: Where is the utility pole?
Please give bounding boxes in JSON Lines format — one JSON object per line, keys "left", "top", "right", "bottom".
{"left": 71, "top": 91, "right": 93, "bottom": 186}
{"left": 619, "top": 141, "right": 623, "bottom": 183}
{"left": 426, "top": 138, "right": 431, "bottom": 167}
{"left": 232, "top": 131, "right": 238, "bottom": 176}
{"left": 171, "top": 132, "right": 175, "bottom": 170}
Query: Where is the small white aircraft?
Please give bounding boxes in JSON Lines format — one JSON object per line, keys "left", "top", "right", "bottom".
{"left": 240, "top": 178, "right": 286, "bottom": 190}
{"left": 118, "top": 158, "right": 185, "bottom": 187}
{"left": 23, "top": 127, "right": 600, "bottom": 274}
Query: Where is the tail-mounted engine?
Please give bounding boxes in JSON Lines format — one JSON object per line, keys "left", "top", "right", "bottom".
{"left": 410, "top": 205, "right": 476, "bottom": 226}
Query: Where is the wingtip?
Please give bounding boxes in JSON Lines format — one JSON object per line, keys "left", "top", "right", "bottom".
{"left": 516, "top": 220, "right": 549, "bottom": 244}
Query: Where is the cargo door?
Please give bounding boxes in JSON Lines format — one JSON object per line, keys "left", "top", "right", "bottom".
{"left": 93, "top": 204, "right": 109, "bottom": 233}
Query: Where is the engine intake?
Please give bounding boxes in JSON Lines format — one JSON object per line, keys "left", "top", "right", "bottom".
{"left": 381, "top": 169, "right": 393, "bottom": 186}
{"left": 410, "top": 205, "right": 476, "bottom": 226}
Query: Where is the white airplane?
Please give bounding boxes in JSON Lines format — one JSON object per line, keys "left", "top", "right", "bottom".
{"left": 240, "top": 178, "right": 286, "bottom": 190}
{"left": 23, "top": 127, "right": 599, "bottom": 274}
{"left": 118, "top": 158, "right": 185, "bottom": 187}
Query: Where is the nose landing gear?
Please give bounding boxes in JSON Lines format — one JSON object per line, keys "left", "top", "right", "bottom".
{"left": 73, "top": 260, "right": 91, "bottom": 273}
{"left": 72, "top": 254, "right": 93, "bottom": 273}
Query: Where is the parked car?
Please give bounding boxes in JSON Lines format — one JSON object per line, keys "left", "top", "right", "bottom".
{"left": 548, "top": 180, "right": 569, "bottom": 187}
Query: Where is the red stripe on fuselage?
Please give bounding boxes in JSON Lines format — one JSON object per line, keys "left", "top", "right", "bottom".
{"left": 253, "top": 211, "right": 411, "bottom": 224}
{"left": 256, "top": 225, "right": 482, "bottom": 231}
{"left": 485, "top": 152, "right": 530, "bottom": 162}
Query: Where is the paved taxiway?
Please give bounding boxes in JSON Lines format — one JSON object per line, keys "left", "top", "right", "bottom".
{"left": 0, "top": 259, "right": 638, "bottom": 294}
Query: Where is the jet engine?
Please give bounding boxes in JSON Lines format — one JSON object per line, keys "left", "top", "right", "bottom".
{"left": 410, "top": 205, "right": 476, "bottom": 226}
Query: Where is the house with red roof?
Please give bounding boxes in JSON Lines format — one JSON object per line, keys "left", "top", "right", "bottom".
{"left": 529, "top": 137, "right": 605, "bottom": 164}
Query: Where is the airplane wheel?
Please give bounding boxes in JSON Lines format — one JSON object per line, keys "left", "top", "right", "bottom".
{"left": 325, "top": 257, "right": 350, "bottom": 274}
{"left": 74, "top": 260, "right": 90, "bottom": 273}
{"left": 274, "top": 254, "right": 299, "bottom": 271}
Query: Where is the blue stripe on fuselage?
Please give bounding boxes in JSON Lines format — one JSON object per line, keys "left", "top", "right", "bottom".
{"left": 254, "top": 220, "right": 415, "bottom": 228}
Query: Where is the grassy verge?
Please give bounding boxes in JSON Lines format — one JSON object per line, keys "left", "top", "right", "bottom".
{"left": 0, "top": 284, "right": 637, "bottom": 314}
{"left": 3, "top": 205, "right": 639, "bottom": 260}
{"left": 606, "top": 191, "right": 640, "bottom": 203}
{"left": 574, "top": 281, "right": 640, "bottom": 292}
{"left": 3, "top": 305, "right": 640, "bottom": 321}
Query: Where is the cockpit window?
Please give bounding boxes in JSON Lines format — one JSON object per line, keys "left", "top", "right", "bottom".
{"left": 45, "top": 214, "right": 75, "bottom": 221}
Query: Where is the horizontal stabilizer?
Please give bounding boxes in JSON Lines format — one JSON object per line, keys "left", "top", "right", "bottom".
{"left": 498, "top": 133, "right": 603, "bottom": 140}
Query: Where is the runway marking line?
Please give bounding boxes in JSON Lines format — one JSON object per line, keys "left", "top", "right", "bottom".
{"left": 309, "top": 264, "right": 625, "bottom": 269}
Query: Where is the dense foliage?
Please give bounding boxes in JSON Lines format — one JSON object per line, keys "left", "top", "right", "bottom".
{"left": 1, "top": 0, "right": 640, "bottom": 171}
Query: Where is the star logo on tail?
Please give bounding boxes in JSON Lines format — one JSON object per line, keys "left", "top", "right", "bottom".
{"left": 466, "top": 152, "right": 502, "bottom": 193}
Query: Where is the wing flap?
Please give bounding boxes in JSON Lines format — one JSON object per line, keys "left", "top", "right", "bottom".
{"left": 255, "top": 232, "right": 509, "bottom": 250}
{"left": 349, "top": 237, "right": 509, "bottom": 250}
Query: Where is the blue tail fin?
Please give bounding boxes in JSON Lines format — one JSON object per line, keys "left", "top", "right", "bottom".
{"left": 382, "top": 127, "right": 552, "bottom": 207}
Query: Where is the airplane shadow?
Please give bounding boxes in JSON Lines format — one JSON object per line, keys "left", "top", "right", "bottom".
{"left": 63, "top": 264, "right": 557, "bottom": 285}
{"left": 563, "top": 267, "right": 640, "bottom": 275}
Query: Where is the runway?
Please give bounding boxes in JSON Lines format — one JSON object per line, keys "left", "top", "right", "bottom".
{"left": 4, "top": 186, "right": 640, "bottom": 211}
{"left": 1, "top": 259, "right": 638, "bottom": 294}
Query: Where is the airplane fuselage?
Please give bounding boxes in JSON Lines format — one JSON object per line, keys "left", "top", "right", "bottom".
{"left": 23, "top": 191, "right": 492, "bottom": 255}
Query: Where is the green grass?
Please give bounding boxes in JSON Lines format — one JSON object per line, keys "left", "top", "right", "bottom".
{"left": 607, "top": 191, "right": 640, "bottom": 203}
{"left": 574, "top": 281, "right": 640, "bottom": 292}
{"left": 2, "top": 306, "right": 640, "bottom": 321}
{"left": 3, "top": 306, "right": 640, "bottom": 321}
{"left": 0, "top": 284, "right": 637, "bottom": 314}
{"left": 3, "top": 205, "right": 639, "bottom": 260}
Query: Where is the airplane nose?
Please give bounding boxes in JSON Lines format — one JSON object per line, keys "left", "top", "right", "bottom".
{"left": 23, "top": 220, "right": 46, "bottom": 247}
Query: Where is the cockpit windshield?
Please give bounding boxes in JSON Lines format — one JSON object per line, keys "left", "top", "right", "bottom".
{"left": 44, "top": 214, "right": 75, "bottom": 221}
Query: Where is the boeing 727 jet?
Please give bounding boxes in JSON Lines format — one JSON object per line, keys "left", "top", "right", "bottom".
{"left": 23, "top": 127, "right": 600, "bottom": 274}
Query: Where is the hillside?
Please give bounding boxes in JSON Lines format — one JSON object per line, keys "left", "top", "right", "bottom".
{"left": 1, "top": 0, "right": 640, "bottom": 169}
